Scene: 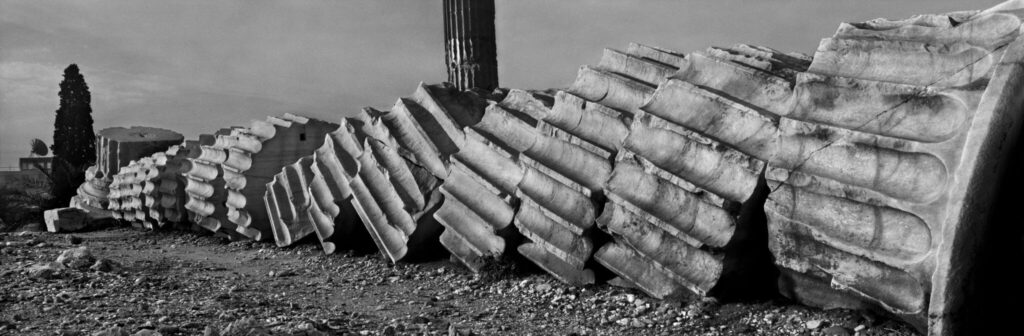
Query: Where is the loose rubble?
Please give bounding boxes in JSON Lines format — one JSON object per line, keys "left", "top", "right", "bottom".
{"left": 0, "top": 228, "right": 917, "bottom": 335}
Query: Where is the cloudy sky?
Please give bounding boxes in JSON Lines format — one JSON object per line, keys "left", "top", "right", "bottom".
{"left": 0, "top": 0, "right": 1003, "bottom": 168}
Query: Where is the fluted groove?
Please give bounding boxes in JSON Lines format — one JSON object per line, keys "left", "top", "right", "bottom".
{"left": 443, "top": 0, "right": 498, "bottom": 91}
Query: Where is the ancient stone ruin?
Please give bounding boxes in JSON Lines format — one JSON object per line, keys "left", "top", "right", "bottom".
{"left": 46, "top": 126, "right": 184, "bottom": 230}
{"left": 52, "top": 2, "right": 1024, "bottom": 335}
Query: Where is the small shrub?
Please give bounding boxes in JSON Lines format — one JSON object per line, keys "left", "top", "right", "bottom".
{"left": 0, "top": 186, "right": 46, "bottom": 231}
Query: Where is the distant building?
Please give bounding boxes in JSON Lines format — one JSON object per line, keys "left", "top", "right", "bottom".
{"left": 19, "top": 156, "right": 54, "bottom": 172}
{"left": 0, "top": 157, "right": 52, "bottom": 192}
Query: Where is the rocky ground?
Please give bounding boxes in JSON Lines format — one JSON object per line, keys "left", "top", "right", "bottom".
{"left": 0, "top": 227, "right": 919, "bottom": 336}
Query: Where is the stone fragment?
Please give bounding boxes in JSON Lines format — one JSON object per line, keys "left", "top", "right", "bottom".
{"left": 56, "top": 246, "right": 95, "bottom": 269}
{"left": 822, "top": 326, "right": 852, "bottom": 336}
{"left": 90, "top": 259, "right": 119, "bottom": 273}
{"left": 44, "top": 207, "right": 89, "bottom": 233}
{"left": 91, "top": 326, "right": 130, "bottom": 336}
{"left": 26, "top": 262, "right": 65, "bottom": 279}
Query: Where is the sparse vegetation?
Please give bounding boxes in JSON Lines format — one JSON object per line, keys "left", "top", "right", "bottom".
{"left": 0, "top": 186, "right": 46, "bottom": 232}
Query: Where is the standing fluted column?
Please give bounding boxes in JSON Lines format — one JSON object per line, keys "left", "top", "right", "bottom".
{"left": 443, "top": 0, "right": 498, "bottom": 92}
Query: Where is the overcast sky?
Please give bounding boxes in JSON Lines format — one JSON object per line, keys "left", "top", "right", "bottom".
{"left": 0, "top": 0, "right": 1004, "bottom": 168}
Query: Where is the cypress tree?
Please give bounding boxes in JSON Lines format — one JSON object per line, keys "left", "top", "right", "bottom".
{"left": 49, "top": 64, "right": 96, "bottom": 207}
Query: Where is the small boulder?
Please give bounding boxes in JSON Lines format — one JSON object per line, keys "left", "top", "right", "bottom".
{"left": 20, "top": 222, "right": 45, "bottom": 232}
{"left": 201, "top": 326, "right": 219, "bottom": 336}
{"left": 90, "top": 259, "right": 119, "bottom": 273}
{"left": 806, "top": 320, "right": 825, "bottom": 329}
{"left": 91, "top": 326, "right": 130, "bottom": 336}
{"left": 67, "top": 235, "right": 83, "bottom": 245}
{"left": 56, "top": 246, "right": 96, "bottom": 269}
{"left": 822, "top": 326, "right": 853, "bottom": 336}
{"left": 27, "top": 262, "right": 66, "bottom": 279}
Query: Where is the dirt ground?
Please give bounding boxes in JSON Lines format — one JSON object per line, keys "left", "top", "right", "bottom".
{"left": 0, "top": 227, "right": 919, "bottom": 336}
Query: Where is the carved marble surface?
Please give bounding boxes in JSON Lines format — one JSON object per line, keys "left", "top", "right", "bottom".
{"left": 73, "top": 126, "right": 183, "bottom": 219}
{"left": 90, "top": 3, "right": 1024, "bottom": 335}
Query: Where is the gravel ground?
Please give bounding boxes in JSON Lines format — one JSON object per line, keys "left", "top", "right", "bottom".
{"left": 0, "top": 227, "right": 919, "bottom": 336}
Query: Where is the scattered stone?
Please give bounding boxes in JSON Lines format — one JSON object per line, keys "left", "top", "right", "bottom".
{"left": 220, "top": 317, "right": 268, "bottom": 335}
{"left": 67, "top": 235, "right": 83, "bottom": 245}
{"left": 91, "top": 326, "right": 130, "bottom": 336}
{"left": 202, "top": 326, "right": 219, "bottom": 336}
{"left": 56, "top": 247, "right": 96, "bottom": 269}
{"left": 822, "top": 326, "right": 853, "bottom": 336}
{"left": 411, "top": 316, "right": 430, "bottom": 324}
{"left": 534, "top": 283, "right": 552, "bottom": 292}
{"left": 155, "top": 326, "right": 179, "bottom": 334}
{"left": 382, "top": 325, "right": 397, "bottom": 336}
{"left": 733, "top": 323, "right": 755, "bottom": 334}
{"left": 27, "top": 262, "right": 65, "bottom": 279}
{"left": 806, "top": 320, "right": 825, "bottom": 330}
{"left": 447, "top": 324, "right": 462, "bottom": 336}
{"left": 90, "top": 259, "right": 118, "bottom": 273}
{"left": 21, "top": 222, "right": 44, "bottom": 232}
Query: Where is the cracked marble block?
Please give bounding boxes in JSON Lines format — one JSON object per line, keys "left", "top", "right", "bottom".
{"left": 263, "top": 84, "right": 464, "bottom": 255}
{"left": 470, "top": 46, "right": 684, "bottom": 285}
{"left": 761, "top": 10, "right": 1024, "bottom": 334}
{"left": 152, "top": 146, "right": 192, "bottom": 228}
{"left": 180, "top": 114, "right": 338, "bottom": 241}
{"left": 107, "top": 157, "right": 159, "bottom": 229}
{"left": 265, "top": 156, "right": 319, "bottom": 247}
{"left": 297, "top": 118, "right": 370, "bottom": 254}
{"left": 434, "top": 90, "right": 545, "bottom": 272}
{"left": 347, "top": 83, "right": 484, "bottom": 262}
{"left": 576, "top": 43, "right": 780, "bottom": 299}
{"left": 301, "top": 83, "right": 482, "bottom": 262}
{"left": 180, "top": 131, "right": 248, "bottom": 240}
{"left": 71, "top": 126, "right": 183, "bottom": 218}
{"left": 435, "top": 125, "right": 522, "bottom": 272}
{"left": 106, "top": 145, "right": 192, "bottom": 230}
{"left": 468, "top": 88, "right": 608, "bottom": 285}
{"left": 633, "top": 13, "right": 1024, "bottom": 330}
{"left": 109, "top": 145, "right": 198, "bottom": 230}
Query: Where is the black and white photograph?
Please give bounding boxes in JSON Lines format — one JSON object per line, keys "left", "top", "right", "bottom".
{"left": 2, "top": 1, "right": 1024, "bottom": 335}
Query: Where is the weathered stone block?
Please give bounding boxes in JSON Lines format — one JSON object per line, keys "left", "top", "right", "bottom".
{"left": 591, "top": 43, "right": 777, "bottom": 300}
{"left": 762, "top": 10, "right": 1024, "bottom": 335}
{"left": 44, "top": 207, "right": 89, "bottom": 233}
